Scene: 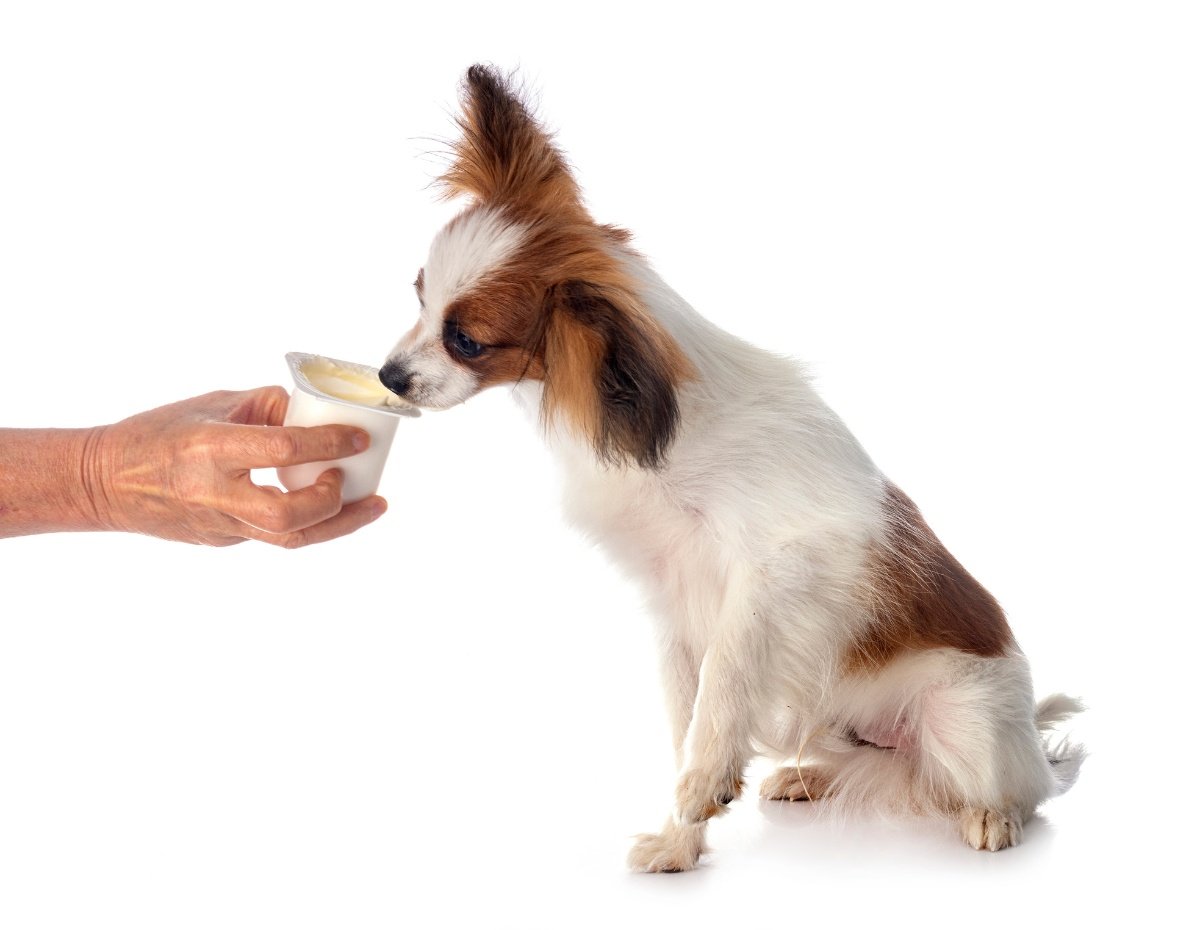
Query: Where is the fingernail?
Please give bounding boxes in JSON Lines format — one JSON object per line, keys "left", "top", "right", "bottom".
{"left": 352, "top": 431, "right": 370, "bottom": 452}
{"left": 370, "top": 499, "right": 388, "bottom": 520}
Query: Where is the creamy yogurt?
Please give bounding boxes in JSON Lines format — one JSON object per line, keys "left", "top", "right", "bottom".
{"left": 277, "top": 352, "right": 418, "bottom": 503}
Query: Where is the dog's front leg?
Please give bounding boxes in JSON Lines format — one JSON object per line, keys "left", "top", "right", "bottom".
{"left": 629, "top": 587, "right": 767, "bottom": 872}
{"left": 659, "top": 633, "right": 700, "bottom": 770}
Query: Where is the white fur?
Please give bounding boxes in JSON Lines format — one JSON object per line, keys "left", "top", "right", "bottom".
{"left": 422, "top": 207, "right": 527, "bottom": 318}
{"left": 517, "top": 250, "right": 1083, "bottom": 869}
{"left": 394, "top": 143, "right": 1083, "bottom": 874}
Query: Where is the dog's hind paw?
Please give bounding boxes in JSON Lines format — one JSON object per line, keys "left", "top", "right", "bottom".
{"left": 958, "top": 807, "right": 1023, "bottom": 851}
{"left": 627, "top": 821, "right": 706, "bottom": 873}
{"left": 759, "top": 765, "right": 833, "bottom": 801}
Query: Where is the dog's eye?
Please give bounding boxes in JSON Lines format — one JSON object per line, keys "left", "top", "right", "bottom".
{"left": 450, "top": 325, "right": 485, "bottom": 360}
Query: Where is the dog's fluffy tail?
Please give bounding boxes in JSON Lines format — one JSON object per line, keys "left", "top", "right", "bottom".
{"left": 1036, "top": 694, "right": 1087, "bottom": 795}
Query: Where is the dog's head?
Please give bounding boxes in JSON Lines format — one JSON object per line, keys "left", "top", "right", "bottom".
{"left": 379, "top": 65, "right": 692, "bottom": 469}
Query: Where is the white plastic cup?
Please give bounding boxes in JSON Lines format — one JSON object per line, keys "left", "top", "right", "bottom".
{"left": 276, "top": 352, "right": 419, "bottom": 503}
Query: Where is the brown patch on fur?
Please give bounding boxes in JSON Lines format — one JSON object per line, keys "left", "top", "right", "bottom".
{"left": 600, "top": 224, "right": 633, "bottom": 244}
{"left": 433, "top": 67, "right": 696, "bottom": 466}
{"left": 845, "top": 483, "right": 1015, "bottom": 673}
{"left": 438, "top": 251, "right": 546, "bottom": 389}
{"left": 439, "top": 65, "right": 585, "bottom": 222}
{"left": 540, "top": 290, "right": 606, "bottom": 441}
{"left": 543, "top": 279, "right": 693, "bottom": 468}
{"left": 443, "top": 237, "right": 694, "bottom": 467}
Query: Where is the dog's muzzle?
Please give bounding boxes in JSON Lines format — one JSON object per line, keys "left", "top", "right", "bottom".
{"left": 378, "top": 359, "right": 414, "bottom": 399}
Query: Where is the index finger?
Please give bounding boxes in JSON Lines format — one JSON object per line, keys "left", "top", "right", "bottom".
{"left": 228, "top": 423, "right": 371, "bottom": 468}
{"left": 224, "top": 386, "right": 292, "bottom": 427}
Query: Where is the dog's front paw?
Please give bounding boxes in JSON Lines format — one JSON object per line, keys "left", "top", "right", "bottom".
{"left": 627, "top": 821, "right": 706, "bottom": 873}
{"left": 675, "top": 766, "right": 744, "bottom": 824}
{"left": 958, "top": 807, "right": 1023, "bottom": 851}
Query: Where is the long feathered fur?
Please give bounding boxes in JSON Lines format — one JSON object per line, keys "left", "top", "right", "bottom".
{"left": 381, "top": 65, "right": 1086, "bottom": 870}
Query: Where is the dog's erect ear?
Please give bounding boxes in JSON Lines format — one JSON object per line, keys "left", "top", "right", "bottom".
{"left": 440, "top": 65, "right": 582, "bottom": 216}
{"left": 539, "top": 281, "right": 692, "bottom": 469}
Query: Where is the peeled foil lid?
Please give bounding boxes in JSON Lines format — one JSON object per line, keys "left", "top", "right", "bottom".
{"left": 286, "top": 352, "right": 421, "bottom": 418}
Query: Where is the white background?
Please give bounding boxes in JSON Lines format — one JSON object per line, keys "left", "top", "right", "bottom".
{"left": 2, "top": 2, "right": 1196, "bottom": 927}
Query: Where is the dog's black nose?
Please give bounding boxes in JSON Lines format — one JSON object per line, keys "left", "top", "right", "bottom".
{"left": 378, "top": 360, "right": 413, "bottom": 397}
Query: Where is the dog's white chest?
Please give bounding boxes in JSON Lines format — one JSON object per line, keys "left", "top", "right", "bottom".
{"left": 563, "top": 465, "right": 731, "bottom": 649}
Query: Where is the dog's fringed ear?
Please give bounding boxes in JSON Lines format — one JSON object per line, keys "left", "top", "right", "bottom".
{"left": 440, "top": 64, "right": 582, "bottom": 216}
{"left": 539, "top": 281, "right": 692, "bottom": 469}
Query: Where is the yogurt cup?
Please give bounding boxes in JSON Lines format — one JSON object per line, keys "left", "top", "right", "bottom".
{"left": 277, "top": 352, "right": 419, "bottom": 503}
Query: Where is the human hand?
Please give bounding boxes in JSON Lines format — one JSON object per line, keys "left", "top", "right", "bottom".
{"left": 83, "top": 387, "right": 386, "bottom": 547}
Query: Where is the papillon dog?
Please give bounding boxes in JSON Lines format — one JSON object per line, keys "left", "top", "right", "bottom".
{"left": 379, "top": 65, "right": 1084, "bottom": 872}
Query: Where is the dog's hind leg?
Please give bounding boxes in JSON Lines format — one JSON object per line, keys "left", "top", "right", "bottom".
{"left": 916, "top": 654, "right": 1058, "bottom": 850}
{"left": 836, "top": 649, "right": 1061, "bottom": 850}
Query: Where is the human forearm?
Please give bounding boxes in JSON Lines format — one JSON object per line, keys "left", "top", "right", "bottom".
{"left": 2, "top": 387, "right": 387, "bottom": 547}
{"left": 0, "top": 427, "right": 106, "bottom": 537}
